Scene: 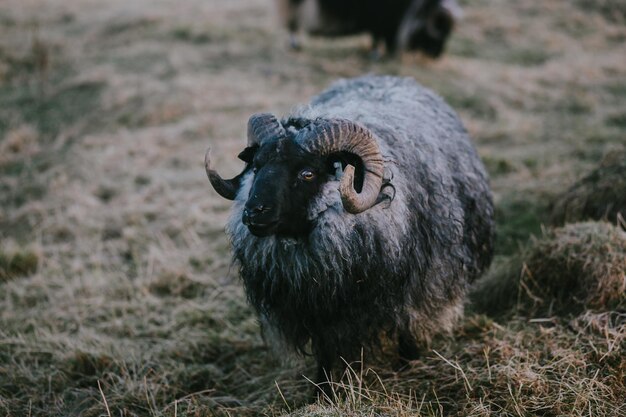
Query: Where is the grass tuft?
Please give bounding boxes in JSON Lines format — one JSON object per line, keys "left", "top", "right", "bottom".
{"left": 0, "top": 249, "right": 38, "bottom": 282}
{"left": 471, "top": 221, "right": 626, "bottom": 317}
{"left": 551, "top": 150, "right": 626, "bottom": 228}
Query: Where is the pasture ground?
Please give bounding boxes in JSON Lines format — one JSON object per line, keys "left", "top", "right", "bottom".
{"left": 1, "top": 0, "right": 625, "bottom": 415}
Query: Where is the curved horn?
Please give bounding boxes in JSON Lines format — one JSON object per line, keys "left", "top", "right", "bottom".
{"left": 298, "top": 119, "right": 384, "bottom": 214}
{"left": 206, "top": 114, "right": 285, "bottom": 200}
{"left": 205, "top": 147, "right": 245, "bottom": 200}
{"left": 247, "top": 113, "right": 286, "bottom": 147}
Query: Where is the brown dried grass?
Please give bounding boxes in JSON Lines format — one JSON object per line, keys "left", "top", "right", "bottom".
{"left": 551, "top": 149, "right": 626, "bottom": 229}
{"left": 471, "top": 221, "right": 626, "bottom": 317}
{"left": 1, "top": 0, "right": 626, "bottom": 415}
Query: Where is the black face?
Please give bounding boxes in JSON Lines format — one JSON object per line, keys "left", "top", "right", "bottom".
{"left": 241, "top": 139, "right": 332, "bottom": 238}
{"left": 408, "top": 1, "right": 455, "bottom": 58}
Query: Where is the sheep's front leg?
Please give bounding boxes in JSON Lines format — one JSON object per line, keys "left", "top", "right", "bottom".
{"left": 289, "top": 34, "right": 301, "bottom": 50}
{"left": 287, "top": 17, "right": 301, "bottom": 50}
{"left": 398, "top": 328, "right": 421, "bottom": 367}
{"left": 313, "top": 342, "right": 336, "bottom": 400}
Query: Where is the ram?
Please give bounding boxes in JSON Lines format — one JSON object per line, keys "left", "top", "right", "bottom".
{"left": 205, "top": 75, "right": 494, "bottom": 391}
{"left": 276, "top": 0, "right": 462, "bottom": 57}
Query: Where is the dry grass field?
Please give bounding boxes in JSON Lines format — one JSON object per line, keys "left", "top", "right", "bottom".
{"left": 1, "top": 0, "right": 625, "bottom": 415}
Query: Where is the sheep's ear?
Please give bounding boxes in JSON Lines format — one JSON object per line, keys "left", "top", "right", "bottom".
{"left": 238, "top": 146, "right": 257, "bottom": 163}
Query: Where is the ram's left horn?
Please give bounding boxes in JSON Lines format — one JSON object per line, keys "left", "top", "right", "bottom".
{"left": 205, "top": 148, "right": 244, "bottom": 200}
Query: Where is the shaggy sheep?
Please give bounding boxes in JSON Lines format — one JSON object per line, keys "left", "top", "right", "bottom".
{"left": 276, "top": 0, "right": 462, "bottom": 58}
{"left": 205, "top": 75, "right": 494, "bottom": 389}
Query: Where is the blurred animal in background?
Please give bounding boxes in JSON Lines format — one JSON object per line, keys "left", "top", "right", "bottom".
{"left": 205, "top": 75, "right": 494, "bottom": 393}
{"left": 276, "top": 0, "right": 462, "bottom": 58}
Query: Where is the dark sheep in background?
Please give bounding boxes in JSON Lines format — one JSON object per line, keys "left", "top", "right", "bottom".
{"left": 205, "top": 75, "right": 494, "bottom": 390}
{"left": 276, "top": 0, "right": 462, "bottom": 57}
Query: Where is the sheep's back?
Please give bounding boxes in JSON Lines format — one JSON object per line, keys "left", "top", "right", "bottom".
{"left": 295, "top": 75, "right": 494, "bottom": 283}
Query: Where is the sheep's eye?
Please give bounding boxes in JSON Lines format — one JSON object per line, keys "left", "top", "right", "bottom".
{"left": 298, "top": 169, "right": 316, "bottom": 181}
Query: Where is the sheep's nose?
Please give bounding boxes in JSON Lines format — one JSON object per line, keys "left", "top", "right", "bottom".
{"left": 252, "top": 204, "right": 270, "bottom": 214}
{"left": 247, "top": 204, "right": 271, "bottom": 216}
{"left": 242, "top": 205, "right": 272, "bottom": 225}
